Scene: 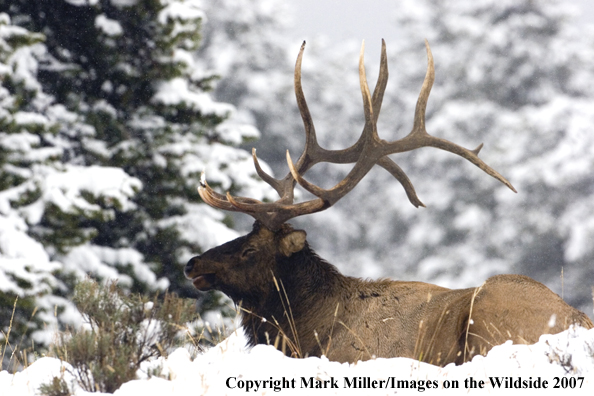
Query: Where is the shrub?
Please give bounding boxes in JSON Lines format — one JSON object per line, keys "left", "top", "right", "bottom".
{"left": 46, "top": 279, "right": 200, "bottom": 393}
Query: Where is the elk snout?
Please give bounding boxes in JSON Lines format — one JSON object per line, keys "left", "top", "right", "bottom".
{"left": 184, "top": 257, "right": 197, "bottom": 277}
{"left": 185, "top": 256, "right": 215, "bottom": 291}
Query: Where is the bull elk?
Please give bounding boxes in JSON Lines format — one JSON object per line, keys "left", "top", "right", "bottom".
{"left": 185, "top": 40, "right": 593, "bottom": 366}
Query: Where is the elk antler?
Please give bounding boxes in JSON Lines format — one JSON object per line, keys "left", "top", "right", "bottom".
{"left": 198, "top": 40, "right": 516, "bottom": 231}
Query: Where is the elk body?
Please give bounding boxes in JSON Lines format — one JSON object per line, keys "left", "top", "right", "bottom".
{"left": 185, "top": 40, "right": 593, "bottom": 366}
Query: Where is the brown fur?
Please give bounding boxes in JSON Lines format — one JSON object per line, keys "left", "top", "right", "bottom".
{"left": 185, "top": 221, "right": 593, "bottom": 366}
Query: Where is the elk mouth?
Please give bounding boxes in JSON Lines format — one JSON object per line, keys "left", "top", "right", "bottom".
{"left": 191, "top": 273, "right": 216, "bottom": 291}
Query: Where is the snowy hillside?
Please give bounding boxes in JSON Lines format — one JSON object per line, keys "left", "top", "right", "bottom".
{"left": 2, "top": 325, "right": 593, "bottom": 395}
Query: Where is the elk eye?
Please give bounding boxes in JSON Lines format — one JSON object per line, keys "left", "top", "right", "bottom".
{"left": 241, "top": 247, "right": 256, "bottom": 259}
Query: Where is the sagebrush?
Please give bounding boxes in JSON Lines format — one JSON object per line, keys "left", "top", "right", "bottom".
{"left": 45, "top": 279, "right": 201, "bottom": 393}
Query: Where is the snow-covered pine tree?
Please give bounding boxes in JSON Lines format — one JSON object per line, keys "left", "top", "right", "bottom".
{"left": 1, "top": 0, "right": 274, "bottom": 359}
{"left": 1, "top": 12, "right": 64, "bottom": 364}
{"left": 0, "top": 11, "right": 143, "bottom": 364}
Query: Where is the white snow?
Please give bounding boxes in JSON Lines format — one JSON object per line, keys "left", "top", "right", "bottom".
{"left": 41, "top": 165, "right": 142, "bottom": 214}
{"left": 2, "top": 2, "right": 594, "bottom": 396}
{"left": 110, "top": 0, "right": 138, "bottom": 7}
{"left": 158, "top": 0, "right": 205, "bottom": 25}
{"left": 1, "top": 326, "right": 593, "bottom": 395}
{"left": 158, "top": 203, "right": 240, "bottom": 254}
{"left": 0, "top": 212, "right": 59, "bottom": 297}
{"left": 13, "top": 111, "right": 50, "bottom": 126}
{"left": 65, "top": 0, "right": 99, "bottom": 6}
{"left": 151, "top": 78, "right": 234, "bottom": 117}
{"left": 95, "top": 14, "right": 124, "bottom": 37}
{"left": 0, "top": 131, "right": 40, "bottom": 151}
{"left": 215, "top": 120, "right": 260, "bottom": 146}
{"left": 60, "top": 244, "right": 169, "bottom": 290}
{"left": 152, "top": 78, "right": 234, "bottom": 117}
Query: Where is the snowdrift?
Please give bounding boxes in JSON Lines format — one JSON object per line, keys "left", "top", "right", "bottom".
{"left": 2, "top": 325, "right": 593, "bottom": 395}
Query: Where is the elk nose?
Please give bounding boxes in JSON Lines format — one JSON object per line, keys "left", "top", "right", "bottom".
{"left": 184, "top": 257, "right": 196, "bottom": 276}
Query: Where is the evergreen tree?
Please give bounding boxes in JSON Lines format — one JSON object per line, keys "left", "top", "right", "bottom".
{"left": 0, "top": 11, "right": 142, "bottom": 363}
{"left": 1, "top": 0, "right": 272, "bottom": 361}
{"left": 0, "top": 11, "right": 61, "bottom": 362}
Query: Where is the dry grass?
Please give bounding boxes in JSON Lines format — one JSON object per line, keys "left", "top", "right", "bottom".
{"left": 1, "top": 297, "right": 18, "bottom": 370}
{"left": 237, "top": 304, "right": 302, "bottom": 358}
{"left": 234, "top": 274, "right": 307, "bottom": 359}
{"left": 271, "top": 273, "right": 302, "bottom": 356}
{"left": 0, "top": 297, "right": 36, "bottom": 373}
{"left": 186, "top": 304, "right": 239, "bottom": 351}
{"left": 463, "top": 284, "right": 484, "bottom": 362}
{"left": 314, "top": 302, "right": 340, "bottom": 358}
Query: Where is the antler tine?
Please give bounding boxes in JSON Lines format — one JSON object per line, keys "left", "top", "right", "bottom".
{"left": 377, "top": 157, "right": 426, "bottom": 208}
{"left": 412, "top": 39, "right": 434, "bottom": 135}
{"left": 251, "top": 148, "right": 283, "bottom": 196}
{"left": 246, "top": 40, "right": 326, "bottom": 203}
{"left": 314, "top": 38, "right": 389, "bottom": 165}
{"left": 230, "top": 39, "right": 394, "bottom": 222}
{"left": 198, "top": 173, "right": 241, "bottom": 212}
{"left": 293, "top": 40, "right": 322, "bottom": 172}
{"left": 372, "top": 39, "right": 389, "bottom": 124}
{"left": 305, "top": 38, "right": 427, "bottom": 206}
{"left": 251, "top": 39, "right": 383, "bottom": 212}
{"left": 399, "top": 135, "right": 517, "bottom": 192}
{"left": 198, "top": 172, "right": 284, "bottom": 211}
{"left": 198, "top": 168, "right": 324, "bottom": 230}
{"left": 196, "top": 41, "right": 326, "bottom": 231}
{"left": 359, "top": 40, "right": 376, "bottom": 138}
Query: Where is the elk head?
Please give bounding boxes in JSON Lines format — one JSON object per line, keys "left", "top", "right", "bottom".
{"left": 185, "top": 222, "right": 306, "bottom": 306}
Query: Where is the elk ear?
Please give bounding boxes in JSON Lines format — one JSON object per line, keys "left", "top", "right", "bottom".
{"left": 279, "top": 230, "right": 307, "bottom": 257}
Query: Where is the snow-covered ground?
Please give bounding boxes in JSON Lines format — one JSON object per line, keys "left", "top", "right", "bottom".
{"left": 2, "top": 325, "right": 593, "bottom": 395}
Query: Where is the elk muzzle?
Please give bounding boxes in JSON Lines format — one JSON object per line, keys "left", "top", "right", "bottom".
{"left": 184, "top": 256, "right": 216, "bottom": 291}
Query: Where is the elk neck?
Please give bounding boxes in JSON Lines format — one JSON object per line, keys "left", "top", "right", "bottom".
{"left": 276, "top": 243, "right": 347, "bottom": 309}
{"left": 240, "top": 240, "right": 351, "bottom": 348}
